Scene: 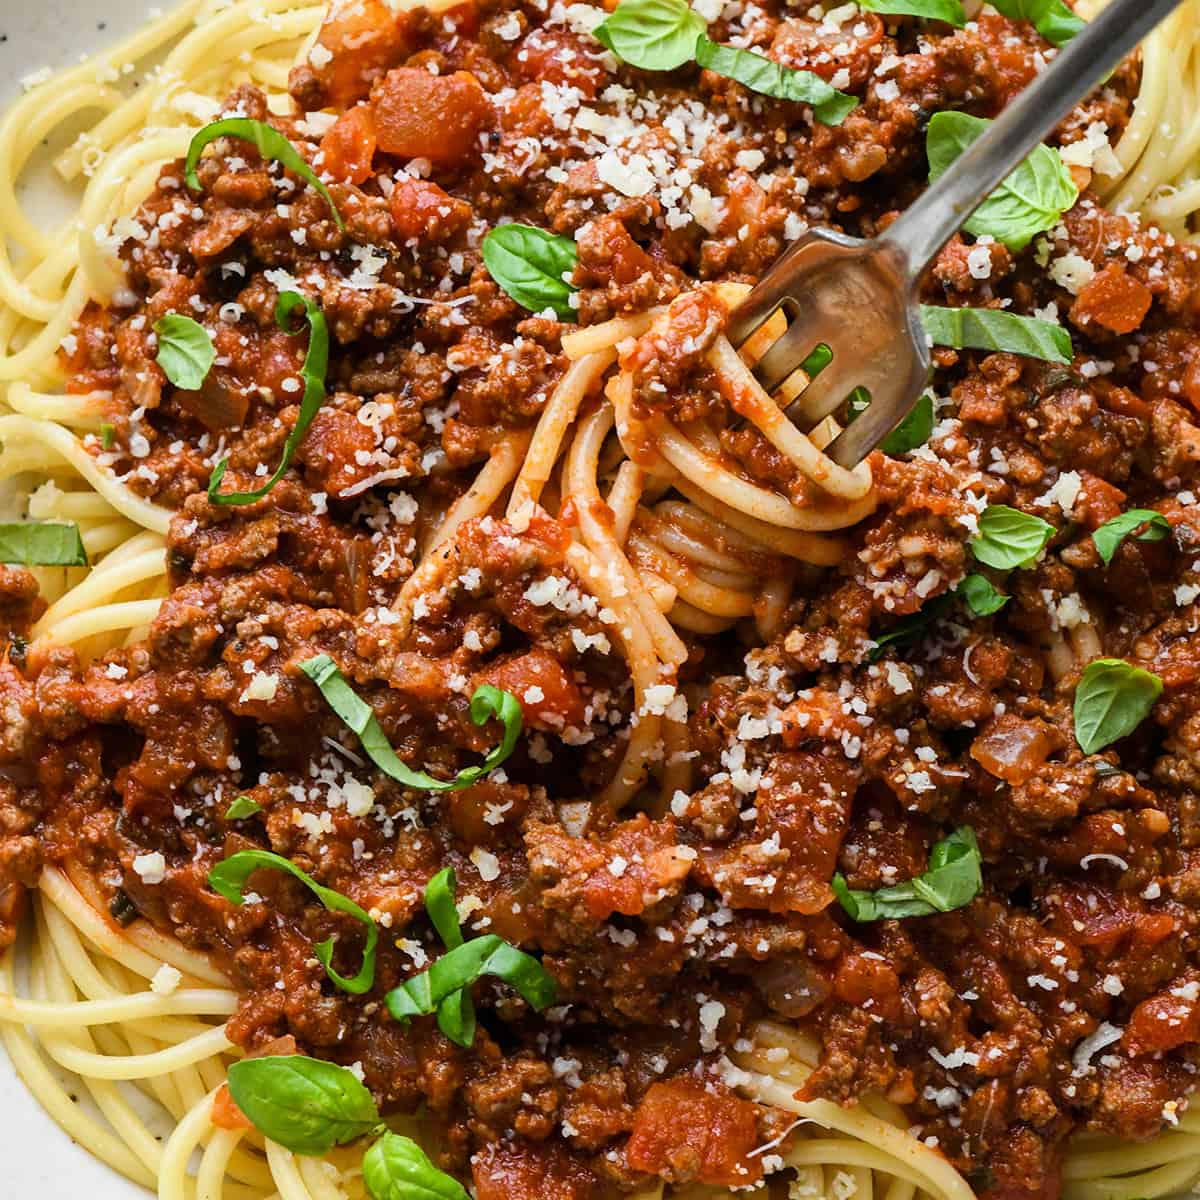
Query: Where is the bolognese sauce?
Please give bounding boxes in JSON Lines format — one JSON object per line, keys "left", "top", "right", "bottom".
{"left": 2, "top": 1, "right": 1199, "bottom": 1198}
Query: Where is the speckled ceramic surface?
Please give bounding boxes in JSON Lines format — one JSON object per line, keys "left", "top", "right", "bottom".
{"left": 0, "top": 8, "right": 162, "bottom": 1196}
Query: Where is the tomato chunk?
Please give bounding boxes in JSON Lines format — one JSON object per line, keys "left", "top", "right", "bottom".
{"left": 476, "top": 647, "right": 586, "bottom": 731}
{"left": 1125, "top": 983, "right": 1200, "bottom": 1056}
{"left": 307, "top": 0, "right": 416, "bottom": 108}
{"left": 372, "top": 68, "right": 491, "bottom": 164}
{"left": 319, "top": 106, "right": 377, "bottom": 184}
{"left": 625, "top": 1077, "right": 763, "bottom": 1187}
{"left": 513, "top": 28, "right": 604, "bottom": 96}
{"left": 1070, "top": 263, "right": 1153, "bottom": 335}
{"left": 210, "top": 1083, "right": 253, "bottom": 1131}
{"left": 388, "top": 177, "right": 472, "bottom": 242}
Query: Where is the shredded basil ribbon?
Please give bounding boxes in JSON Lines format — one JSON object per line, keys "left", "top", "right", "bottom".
{"left": 99, "top": 423, "right": 116, "bottom": 450}
{"left": 858, "top": 0, "right": 966, "bottom": 21}
{"left": 208, "top": 849, "right": 378, "bottom": 995}
{"left": 693, "top": 37, "right": 858, "bottom": 125}
{"left": 423, "top": 868, "right": 477, "bottom": 1046}
{"left": 970, "top": 504, "right": 1056, "bottom": 570}
{"left": 298, "top": 654, "right": 522, "bottom": 793}
{"left": 921, "top": 304, "right": 1073, "bottom": 364}
{"left": 226, "top": 1056, "right": 380, "bottom": 1155}
{"left": 185, "top": 117, "right": 345, "bottom": 230}
{"left": 927, "top": 111, "right": 1078, "bottom": 250}
{"left": 881, "top": 393, "right": 934, "bottom": 456}
{"left": 154, "top": 314, "right": 216, "bottom": 390}
{"left": 593, "top": 0, "right": 856, "bottom": 125}
{"left": 364, "top": 1132, "right": 470, "bottom": 1200}
{"left": 0, "top": 522, "right": 87, "bottom": 567}
{"left": 1073, "top": 658, "right": 1163, "bottom": 755}
{"left": 1092, "top": 509, "right": 1170, "bottom": 566}
{"left": 385, "top": 933, "right": 557, "bottom": 1026}
{"left": 224, "top": 795, "right": 262, "bottom": 820}
{"left": 207, "top": 291, "right": 329, "bottom": 506}
{"left": 833, "top": 827, "right": 982, "bottom": 921}
{"left": 224, "top": 1057, "right": 469, "bottom": 1196}
{"left": 990, "top": 0, "right": 1085, "bottom": 46}
{"left": 482, "top": 225, "right": 578, "bottom": 321}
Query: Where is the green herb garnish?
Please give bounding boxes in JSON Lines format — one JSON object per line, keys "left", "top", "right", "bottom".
{"left": 482, "top": 225, "right": 579, "bottom": 321}
{"left": 363, "top": 1133, "right": 470, "bottom": 1200}
{"left": 921, "top": 304, "right": 1072, "bottom": 364}
{"left": 209, "top": 849, "right": 377, "bottom": 994}
{"left": 0, "top": 522, "right": 87, "bottom": 567}
{"left": 207, "top": 291, "right": 328, "bottom": 506}
{"left": 154, "top": 314, "right": 215, "bottom": 390}
{"left": 1073, "top": 658, "right": 1163, "bottom": 754}
{"left": 1092, "top": 509, "right": 1171, "bottom": 566}
{"left": 298, "top": 655, "right": 522, "bottom": 793}
{"left": 970, "top": 505, "right": 1056, "bottom": 570}
{"left": 224, "top": 795, "right": 262, "bottom": 820}
{"left": 185, "top": 117, "right": 344, "bottom": 230}
{"left": 990, "top": 0, "right": 1085, "bottom": 46}
{"left": 859, "top": 0, "right": 965, "bottom": 22}
{"left": 833, "top": 827, "right": 982, "bottom": 921}
{"left": 926, "top": 111, "right": 1078, "bottom": 250}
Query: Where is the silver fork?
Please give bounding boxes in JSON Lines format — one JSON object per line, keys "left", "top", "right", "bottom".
{"left": 725, "top": 0, "right": 1183, "bottom": 468}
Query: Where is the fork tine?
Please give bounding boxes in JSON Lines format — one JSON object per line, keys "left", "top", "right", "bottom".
{"left": 752, "top": 319, "right": 832, "bottom": 395}
{"left": 779, "top": 358, "right": 863, "bottom": 430}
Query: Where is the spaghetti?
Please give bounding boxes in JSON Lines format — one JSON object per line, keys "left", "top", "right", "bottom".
{"left": 0, "top": 1, "right": 1199, "bottom": 1199}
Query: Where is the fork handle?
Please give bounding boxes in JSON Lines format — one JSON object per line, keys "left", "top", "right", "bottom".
{"left": 880, "top": 0, "right": 1185, "bottom": 282}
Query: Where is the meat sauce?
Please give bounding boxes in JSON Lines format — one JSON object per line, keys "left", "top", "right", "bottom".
{"left": 2, "top": 0, "right": 1200, "bottom": 1197}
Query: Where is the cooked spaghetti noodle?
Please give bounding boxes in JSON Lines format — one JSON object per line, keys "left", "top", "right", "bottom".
{"left": 1, "top": 1, "right": 1200, "bottom": 1198}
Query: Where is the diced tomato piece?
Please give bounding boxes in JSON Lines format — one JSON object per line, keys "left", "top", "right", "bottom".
{"left": 476, "top": 647, "right": 586, "bottom": 731}
{"left": 970, "top": 714, "right": 1056, "bottom": 786}
{"left": 473, "top": 1142, "right": 595, "bottom": 1200}
{"left": 580, "top": 815, "right": 692, "bottom": 921}
{"left": 1125, "top": 984, "right": 1200, "bottom": 1056}
{"left": 308, "top": 0, "right": 416, "bottom": 108}
{"left": 1048, "top": 886, "right": 1176, "bottom": 951}
{"left": 388, "top": 177, "right": 472, "bottom": 242}
{"left": 255, "top": 328, "right": 308, "bottom": 398}
{"left": 1070, "top": 263, "right": 1153, "bottom": 335}
{"left": 1073, "top": 472, "right": 1127, "bottom": 530}
{"left": 626, "top": 1077, "right": 763, "bottom": 1187}
{"left": 833, "top": 952, "right": 902, "bottom": 1021}
{"left": 512, "top": 28, "right": 604, "bottom": 97}
{"left": 320, "top": 106, "right": 377, "bottom": 184}
{"left": 371, "top": 68, "right": 492, "bottom": 164}
{"left": 210, "top": 1083, "right": 253, "bottom": 1131}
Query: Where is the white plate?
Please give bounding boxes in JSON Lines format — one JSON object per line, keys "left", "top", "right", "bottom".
{"left": 0, "top": 8, "right": 166, "bottom": 1197}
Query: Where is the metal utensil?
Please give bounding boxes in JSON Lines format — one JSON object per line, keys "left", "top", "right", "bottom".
{"left": 725, "top": 0, "right": 1184, "bottom": 467}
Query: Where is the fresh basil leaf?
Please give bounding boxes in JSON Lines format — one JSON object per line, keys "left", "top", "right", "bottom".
{"left": 1092, "top": 509, "right": 1171, "bottom": 566}
{"left": 1073, "top": 658, "right": 1163, "bottom": 754}
{"left": 423, "top": 868, "right": 476, "bottom": 1047}
{"left": 989, "top": 0, "right": 1085, "bottom": 46}
{"left": 225, "top": 1056, "right": 379, "bottom": 1156}
{"left": 185, "top": 117, "right": 344, "bottom": 230}
{"left": 224, "top": 795, "right": 262, "bottom": 820}
{"left": 209, "top": 849, "right": 377, "bottom": 994}
{"left": 99, "top": 422, "right": 115, "bottom": 450}
{"left": 833, "top": 827, "right": 982, "bottom": 922}
{"left": 482, "top": 225, "right": 579, "bottom": 321}
{"left": 0, "top": 522, "right": 87, "bottom": 567}
{"left": 154, "top": 314, "right": 215, "bottom": 390}
{"left": 363, "top": 1133, "right": 469, "bottom": 1200}
{"left": 385, "top": 934, "right": 557, "bottom": 1026}
{"left": 970, "top": 504, "right": 1056, "bottom": 570}
{"left": 208, "top": 291, "right": 328, "bottom": 505}
{"left": 801, "top": 343, "right": 832, "bottom": 378}
{"left": 593, "top": 0, "right": 707, "bottom": 70}
{"left": 958, "top": 573, "right": 1009, "bottom": 616}
{"left": 858, "top": 0, "right": 966, "bottom": 22}
{"left": 298, "top": 655, "right": 522, "bottom": 793}
{"left": 920, "top": 304, "right": 1072, "bottom": 364}
{"left": 927, "top": 111, "right": 1078, "bottom": 250}
{"left": 880, "top": 393, "right": 934, "bottom": 456}
{"left": 694, "top": 36, "right": 857, "bottom": 125}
